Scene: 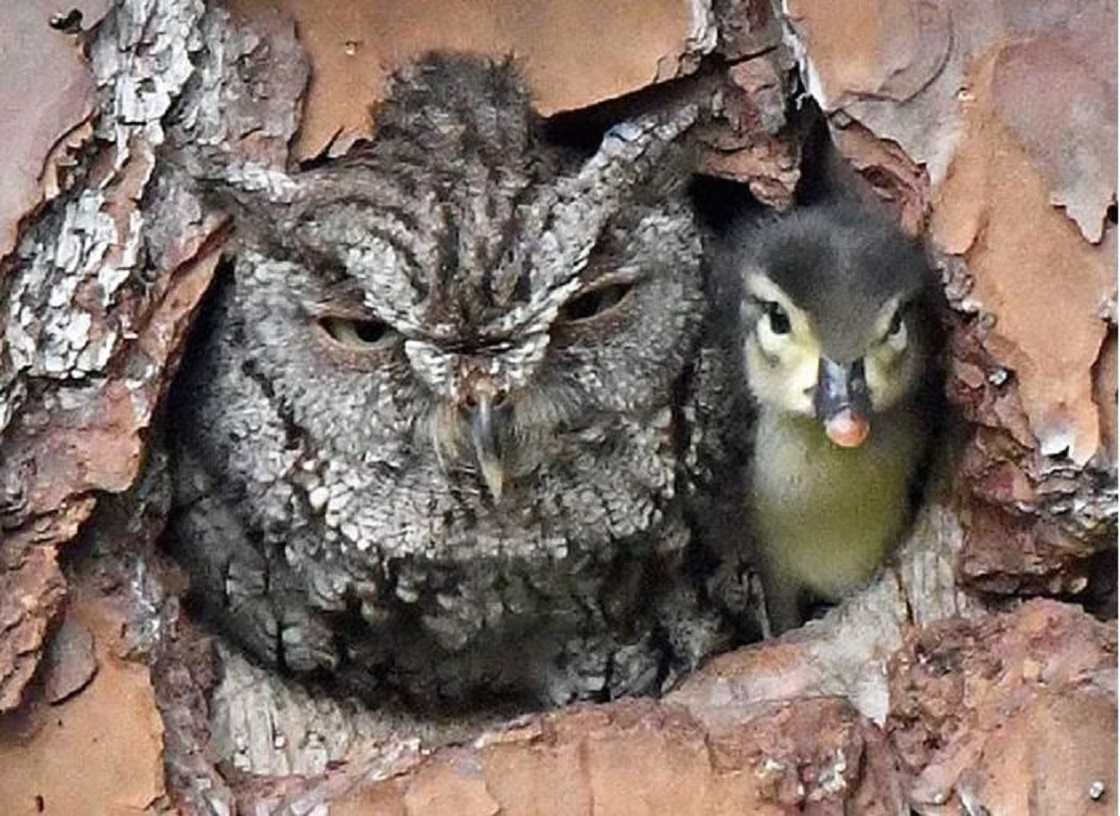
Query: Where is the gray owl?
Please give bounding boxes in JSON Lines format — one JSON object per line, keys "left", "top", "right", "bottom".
{"left": 167, "top": 55, "right": 728, "bottom": 708}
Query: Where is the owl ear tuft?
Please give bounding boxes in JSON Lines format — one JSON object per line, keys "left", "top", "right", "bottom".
{"left": 589, "top": 104, "right": 699, "bottom": 200}
{"left": 169, "top": 147, "right": 301, "bottom": 244}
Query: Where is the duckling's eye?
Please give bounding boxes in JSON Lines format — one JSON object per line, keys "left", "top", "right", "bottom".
{"left": 318, "top": 316, "right": 398, "bottom": 350}
{"left": 764, "top": 301, "right": 791, "bottom": 335}
{"left": 887, "top": 310, "right": 904, "bottom": 337}
{"left": 881, "top": 308, "right": 909, "bottom": 351}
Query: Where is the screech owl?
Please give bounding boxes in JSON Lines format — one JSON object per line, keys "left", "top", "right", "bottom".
{"left": 167, "top": 54, "right": 731, "bottom": 708}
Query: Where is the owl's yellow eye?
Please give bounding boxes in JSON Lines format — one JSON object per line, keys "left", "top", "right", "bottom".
{"left": 318, "top": 316, "right": 398, "bottom": 350}
{"left": 559, "top": 281, "right": 635, "bottom": 323}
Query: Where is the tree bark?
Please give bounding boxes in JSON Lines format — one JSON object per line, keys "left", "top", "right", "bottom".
{"left": 0, "top": 1, "right": 1114, "bottom": 814}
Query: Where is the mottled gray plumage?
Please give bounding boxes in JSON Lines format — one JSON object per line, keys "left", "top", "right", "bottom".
{"left": 711, "top": 204, "right": 938, "bottom": 634}
{"left": 168, "top": 55, "right": 727, "bottom": 707}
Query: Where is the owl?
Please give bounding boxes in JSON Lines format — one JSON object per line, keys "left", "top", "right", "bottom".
{"left": 167, "top": 54, "right": 728, "bottom": 708}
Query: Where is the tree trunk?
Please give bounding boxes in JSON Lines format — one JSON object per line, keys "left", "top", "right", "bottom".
{"left": 0, "top": 1, "right": 1114, "bottom": 814}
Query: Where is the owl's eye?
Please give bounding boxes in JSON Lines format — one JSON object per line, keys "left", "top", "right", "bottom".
{"left": 559, "top": 281, "right": 635, "bottom": 323}
{"left": 763, "top": 301, "right": 791, "bottom": 335}
{"left": 318, "top": 315, "right": 398, "bottom": 351}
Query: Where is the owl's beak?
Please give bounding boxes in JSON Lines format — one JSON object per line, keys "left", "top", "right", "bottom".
{"left": 814, "top": 356, "right": 872, "bottom": 448}
{"left": 468, "top": 394, "right": 507, "bottom": 500}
